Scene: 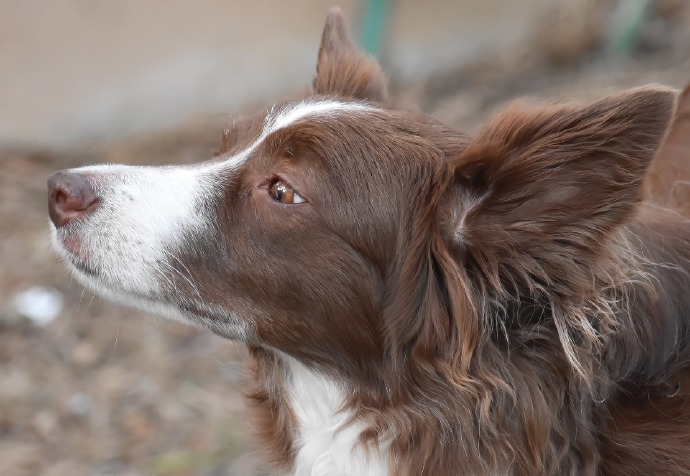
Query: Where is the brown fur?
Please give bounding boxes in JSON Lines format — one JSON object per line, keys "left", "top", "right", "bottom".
{"left": 228, "top": 11, "right": 690, "bottom": 475}
{"left": 52, "top": 8, "right": 690, "bottom": 475}
{"left": 312, "top": 8, "right": 388, "bottom": 103}
{"left": 644, "top": 84, "right": 690, "bottom": 216}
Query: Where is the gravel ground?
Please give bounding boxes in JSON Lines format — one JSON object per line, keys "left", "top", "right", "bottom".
{"left": 1, "top": 3, "right": 689, "bottom": 475}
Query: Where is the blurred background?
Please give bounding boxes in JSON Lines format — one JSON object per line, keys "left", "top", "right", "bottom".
{"left": 1, "top": 0, "right": 689, "bottom": 474}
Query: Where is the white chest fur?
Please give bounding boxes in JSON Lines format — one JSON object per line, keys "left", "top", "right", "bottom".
{"left": 283, "top": 356, "right": 391, "bottom": 476}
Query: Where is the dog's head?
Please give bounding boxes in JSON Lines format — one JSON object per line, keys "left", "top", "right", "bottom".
{"left": 49, "top": 9, "right": 675, "bottom": 388}
{"left": 48, "top": 9, "right": 466, "bottom": 378}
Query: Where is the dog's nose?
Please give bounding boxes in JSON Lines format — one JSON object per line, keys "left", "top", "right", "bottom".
{"left": 48, "top": 171, "right": 100, "bottom": 227}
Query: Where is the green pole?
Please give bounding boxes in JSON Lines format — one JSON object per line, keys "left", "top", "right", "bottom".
{"left": 607, "top": 0, "right": 652, "bottom": 56}
{"left": 360, "top": 0, "right": 389, "bottom": 56}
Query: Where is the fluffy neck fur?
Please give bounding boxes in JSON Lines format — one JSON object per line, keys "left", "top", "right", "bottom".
{"left": 246, "top": 209, "right": 690, "bottom": 475}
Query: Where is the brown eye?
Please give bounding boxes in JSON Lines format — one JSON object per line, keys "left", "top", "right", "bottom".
{"left": 268, "top": 179, "right": 306, "bottom": 204}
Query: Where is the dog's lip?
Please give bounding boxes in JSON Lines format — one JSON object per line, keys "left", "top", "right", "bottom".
{"left": 67, "top": 255, "right": 163, "bottom": 305}
{"left": 62, "top": 233, "right": 88, "bottom": 258}
{"left": 54, "top": 229, "right": 98, "bottom": 275}
{"left": 71, "top": 257, "right": 99, "bottom": 277}
{"left": 58, "top": 231, "right": 91, "bottom": 261}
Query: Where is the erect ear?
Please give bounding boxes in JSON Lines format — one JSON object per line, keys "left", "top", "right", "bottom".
{"left": 312, "top": 7, "right": 388, "bottom": 102}
{"left": 643, "top": 82, "right": 690, "bottom": 211}
{"left": 442, "top": 86, "right": 676, "bottom": 290}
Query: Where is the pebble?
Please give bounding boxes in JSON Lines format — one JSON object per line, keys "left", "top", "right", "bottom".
{"left": 12, "top": 286, "right": 64, "bottom": 326}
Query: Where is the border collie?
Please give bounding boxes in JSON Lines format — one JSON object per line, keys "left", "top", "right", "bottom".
{"left": 48, "top": 8, "right": 690, "bottom": 475}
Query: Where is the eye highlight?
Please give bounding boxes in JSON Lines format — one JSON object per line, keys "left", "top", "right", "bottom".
{"left": 268, "top": 179, "right": 306, "bottom": 204}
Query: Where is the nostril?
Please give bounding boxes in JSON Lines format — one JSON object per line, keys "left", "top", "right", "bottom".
{"left": 53, "top": 188, "right": 68, "bottom": 206}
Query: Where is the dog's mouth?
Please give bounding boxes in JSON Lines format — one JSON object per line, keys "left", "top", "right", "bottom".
{"left": 53, "top": 228, "right": 97, "bottom": 272}
{"left": 65, "top": 250, "right": 168, "bottom": 308}
{"left": 52, "top": 225, "right": 184, "bottom": 313}
{"left": 71, "top": 258, "right": 99, "bottom": 277}
{"left": 52, "top": 226, "right": 131, "bottom": 294}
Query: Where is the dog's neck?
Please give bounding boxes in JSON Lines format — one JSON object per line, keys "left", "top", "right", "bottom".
{"left": 282, "top": 353, "right": 391, "bottom": 475}
{"left": 247, "top": 348, "right": 391, "bottom": 475}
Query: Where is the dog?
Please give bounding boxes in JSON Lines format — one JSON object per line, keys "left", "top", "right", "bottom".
{"left": 48, "top": 8, "right": 690, "bottom": 475}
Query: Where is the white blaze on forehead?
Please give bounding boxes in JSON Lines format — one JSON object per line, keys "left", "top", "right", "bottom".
{"left": 269, "top": 100, "right": 375, "bottom": 131}
{"left": 217, "top": 99, "right": 378, "bottom": 170}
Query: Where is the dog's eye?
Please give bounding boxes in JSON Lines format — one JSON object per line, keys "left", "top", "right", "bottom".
{"left": 268, "top": 179, "right": 306, "bottom": 204}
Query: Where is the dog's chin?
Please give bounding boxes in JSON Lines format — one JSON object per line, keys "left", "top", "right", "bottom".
{"left": 51, "top": 224, "right": 188, "bottom": 322}
{"left": 65, "top": 254, "right": 176, "bottom": 314}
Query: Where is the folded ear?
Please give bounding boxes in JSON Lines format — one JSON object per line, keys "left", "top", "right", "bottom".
{"left": 312, "top": 7, "right": 388, "bottom": 102}
{"left": 443, "top": 86, "right": 676, "bottom": 290}
{"left": 644, "top": 83, "right": 690, "bottom": 210}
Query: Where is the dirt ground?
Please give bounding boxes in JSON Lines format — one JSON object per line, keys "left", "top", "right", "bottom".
{"left": 1, "top": 3, "right": 689, "bottom": 475}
